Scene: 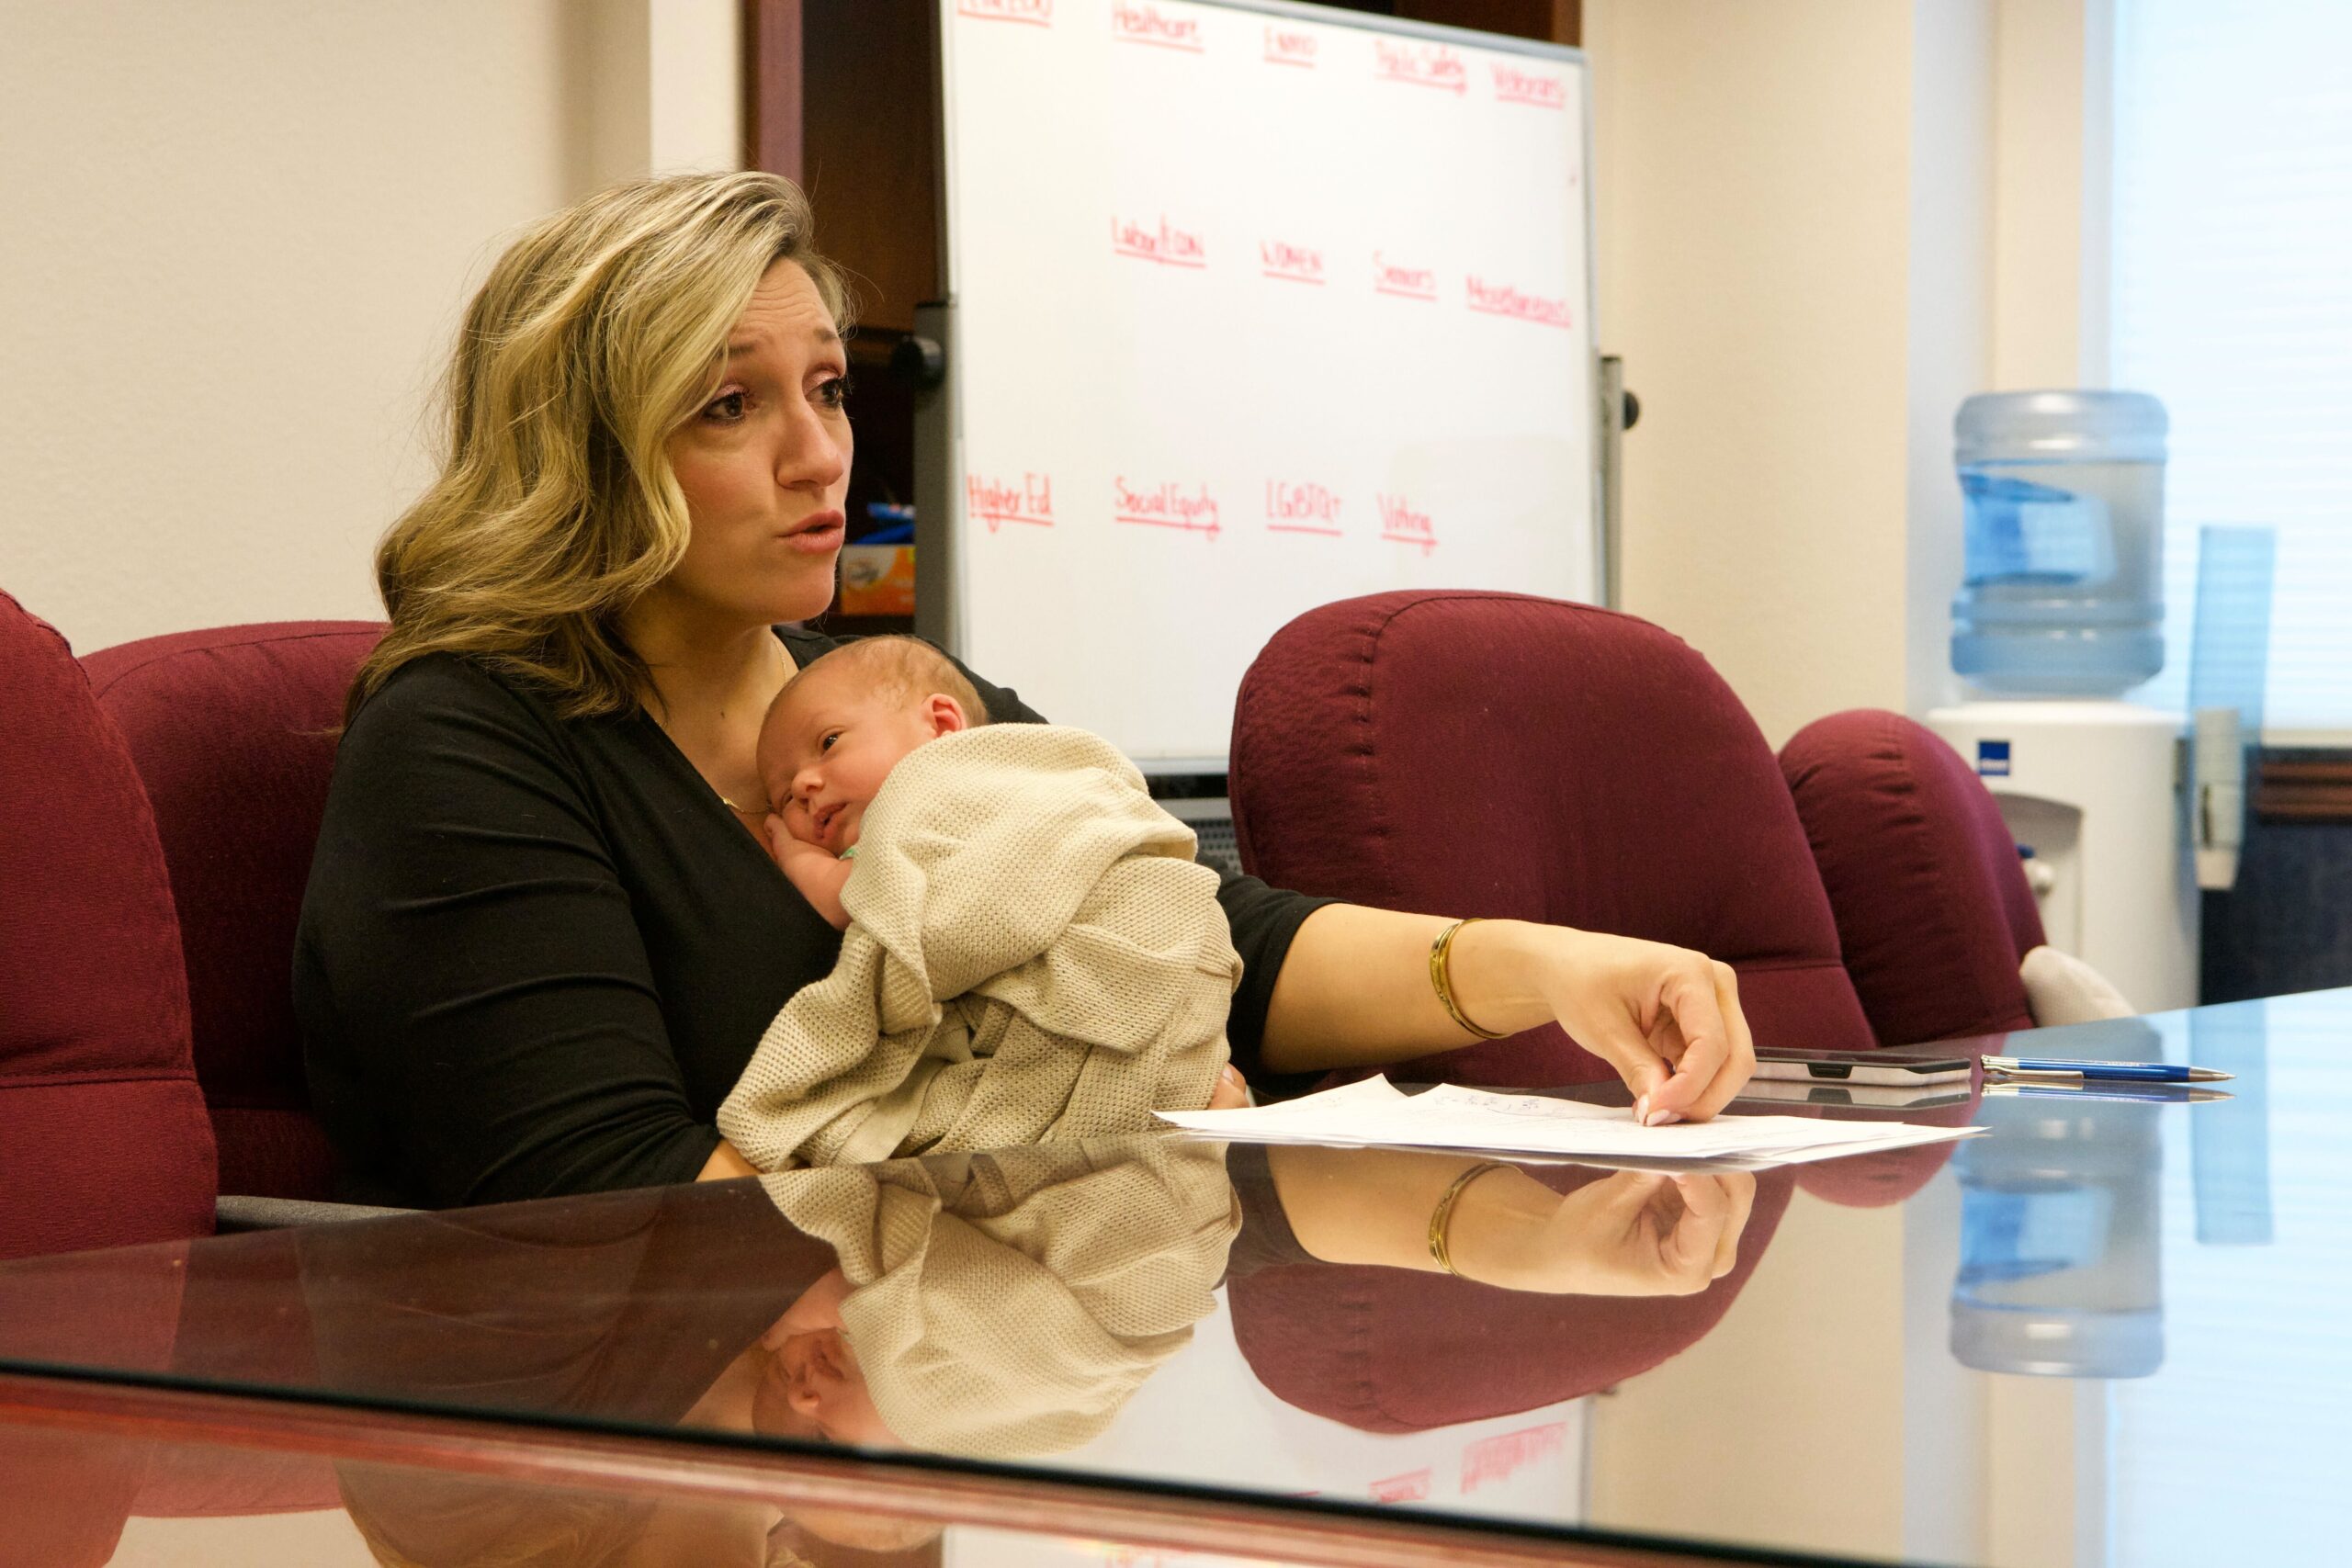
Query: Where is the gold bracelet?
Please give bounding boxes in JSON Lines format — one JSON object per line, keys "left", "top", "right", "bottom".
{"left": 1430, "top": 919, "right": 1510, "bottom": 1040}
{"left": 1428, "top": 1162, "right": 1510, "bottom": 1277}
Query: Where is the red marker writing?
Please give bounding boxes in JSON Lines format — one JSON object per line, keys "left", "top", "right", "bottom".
{"left": 956, "top": 0, "right": 1053, "bottom": 28}
{"left": 1378, "top": 493, "right": 1438, "bottom": 555}
{"left": 1266, "top": 479, "right": 1342, "bottom": 536}
{"left": 967, "top": 471, "right": 1055, "bottom": 531}
{"left": 1115, "top": 477, "right": 1222, "bottom": 538}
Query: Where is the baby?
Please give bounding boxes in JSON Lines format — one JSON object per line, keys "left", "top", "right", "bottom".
{"left": 753, "top": 636, "right": 990, "bottom": 931}
{"left": 716, "top": 637, "right": 1245, "bottom": 1171}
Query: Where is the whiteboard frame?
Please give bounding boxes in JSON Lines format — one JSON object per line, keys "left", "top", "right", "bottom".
{"left": 915, "top": 0, "right": 1606, "bottom": 765}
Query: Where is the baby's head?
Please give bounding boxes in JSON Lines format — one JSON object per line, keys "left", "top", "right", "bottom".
{"left": 755, "top": 637, "right": 987, "bottom": 856}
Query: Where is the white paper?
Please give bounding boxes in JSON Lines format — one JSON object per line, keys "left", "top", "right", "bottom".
{"left": 1156, "top": 1076, "right": 1980, "bottom": 1168}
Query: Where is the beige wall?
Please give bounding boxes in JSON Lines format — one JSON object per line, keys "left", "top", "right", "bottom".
{"left": 1, "top": 1, "right": 2097, "bottom": 708}
{"left": 0, "top": 0, "right": 739, "bottom": 658}
{"left": 1587, "top": 0, "right": 2093, "bottom": 745}
{"left": 1588, "top": 0, "right": 1924, "bottom": 747}
{"left": 1991, "top": 0, "right": 2110, "bottom": 389}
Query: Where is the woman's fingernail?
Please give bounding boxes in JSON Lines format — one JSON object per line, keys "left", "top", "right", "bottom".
{"left": 1634, "top": 1095, "right": 1649, "bottom": 1124}
{"left": 1645, "top": 1108, "right": 1683, "bottom": 1127}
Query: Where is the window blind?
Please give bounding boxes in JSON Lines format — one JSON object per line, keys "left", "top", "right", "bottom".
{"left": 2111, "top": 0, "right": 2352, "bottom": 740}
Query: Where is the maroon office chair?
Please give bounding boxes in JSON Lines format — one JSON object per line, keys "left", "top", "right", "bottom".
{"left": 1778, "top": 709, "right": 2043, "bottom": 1050}
{"left": 1228, "top": 590, "right": 1878, "bottom": 1087}
{"left": 82, "top": 621, "right": 387, "bottom": 1201}
{"left": 0, "top": 589, "right": 219, "bottom": 1565}
{"left": 1775, "top": 709, "right": 2045, "bottom": 1208}
{"left": 0, "top": 591, "right": 217, "bottom": 1258}
{"left": 10, "top": 615, "right": 385, "bottom": 1529}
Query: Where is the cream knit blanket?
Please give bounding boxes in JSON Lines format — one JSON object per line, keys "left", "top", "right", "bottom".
{"left": 718, "top": 724, "right": 1241, "bottom": 1170}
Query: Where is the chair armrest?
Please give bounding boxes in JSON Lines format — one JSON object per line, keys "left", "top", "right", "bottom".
{"left": 213, "top": 1194, "right": 419, "bottom": 1232}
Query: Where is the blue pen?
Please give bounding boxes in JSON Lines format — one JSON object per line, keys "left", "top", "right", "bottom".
{"left": 1982, "top": 1055, "right": 2233, "bottom": 1084}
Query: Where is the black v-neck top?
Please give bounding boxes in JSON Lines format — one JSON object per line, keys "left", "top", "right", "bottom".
{"left": 294, "top": 627, "right": 1329, "bottom": 1208}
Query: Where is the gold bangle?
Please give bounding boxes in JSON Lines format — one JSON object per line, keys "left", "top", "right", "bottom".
{"left": 1430, "top": 919, "right": 1510, "bottom": 1040}
{"left": 1429, "top": 1161, "right": 1510, "bottom": 1277}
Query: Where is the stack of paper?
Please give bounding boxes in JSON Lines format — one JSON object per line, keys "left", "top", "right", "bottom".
{"left": 1156, "top": 1077, "right": 1980, "bottom": 1169}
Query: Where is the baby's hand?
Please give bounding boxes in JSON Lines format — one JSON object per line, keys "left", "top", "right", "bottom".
{"left": 765, "top": 813, "right": 854, "bottom": 931}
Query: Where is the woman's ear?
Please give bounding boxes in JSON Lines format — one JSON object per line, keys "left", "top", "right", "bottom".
{"left": 923, "top": 694, "right": 969, "bottom": 736}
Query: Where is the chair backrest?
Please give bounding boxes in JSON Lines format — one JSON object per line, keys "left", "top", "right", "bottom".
{"left": 1230, "top": 591, "right": 1875, "bottom": 1087}
{"left": 81, "top": 622, "right": 385, "bottom": 1200}
{"left": 1779, "top": 709, "right": 2043, "bottom": 1049}
{"left": 0, "top": 590, "right": 215, "bottom": 1258}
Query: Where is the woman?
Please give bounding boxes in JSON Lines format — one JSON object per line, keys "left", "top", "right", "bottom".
{"left": 295, "top": 172, "right": 1754, "bottom": 1209}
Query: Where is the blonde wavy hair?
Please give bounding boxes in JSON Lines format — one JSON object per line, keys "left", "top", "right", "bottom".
{"left": 348, "top": 172, "right": 853, "bottom": 722}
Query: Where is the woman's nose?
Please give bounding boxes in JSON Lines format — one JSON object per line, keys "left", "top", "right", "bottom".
{"left": 775, "top": 400, "right": 848, "bottom": 491}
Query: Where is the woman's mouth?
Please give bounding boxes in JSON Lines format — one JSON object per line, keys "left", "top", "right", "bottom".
{"left": 783, "top": 510, "right": 846, "bottom": 554}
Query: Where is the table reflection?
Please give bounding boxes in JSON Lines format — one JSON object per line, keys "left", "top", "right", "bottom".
{"left": 6, "top": 996, "right": 2320, "bottom": 1568}
{"left": 1951, "top": 1014, "right": 2275, "bottom": 1380}
{"left": 1953, "top": 1024, "right": 2170, "bottom": 1379}
{"left": 274, "top": 1133, "right": 1818, "bottom": 1564}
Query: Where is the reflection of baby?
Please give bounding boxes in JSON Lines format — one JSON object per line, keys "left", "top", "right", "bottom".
{"left": 716, "top": 637, "right": 1244, "bottom": 1169}
{"left": 752, "top": 1139, "right": 1240, "bottom": 1458}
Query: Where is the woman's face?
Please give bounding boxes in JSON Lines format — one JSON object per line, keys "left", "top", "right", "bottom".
{"left": 661, "top": 259, "right": 854, "bottom": 629}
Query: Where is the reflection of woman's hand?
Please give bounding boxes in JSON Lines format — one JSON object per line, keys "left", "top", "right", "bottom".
{"left": 1269, "top": 1146, "right": 1755, "bottom": 1299}
{"left": 1512, "top": 1171, "right": 1756, "bottom": 1296}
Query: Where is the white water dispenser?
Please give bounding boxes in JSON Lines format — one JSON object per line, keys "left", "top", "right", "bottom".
{"left": 1928, "top": 391, "right": 2197, "bottom": 1013}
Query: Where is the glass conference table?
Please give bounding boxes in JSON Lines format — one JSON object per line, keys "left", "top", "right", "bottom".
{"left": 0, "top": 991, "right": 2338, "bottom": 1567}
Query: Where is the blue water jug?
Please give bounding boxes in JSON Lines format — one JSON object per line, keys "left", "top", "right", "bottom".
{"left": 1951, "top": 390, "right": 2168, "bottom": 696}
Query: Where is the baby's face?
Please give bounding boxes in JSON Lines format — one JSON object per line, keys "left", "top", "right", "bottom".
{"left": 755, "top": 670, "right": 948, "bottom": 856}
{"left": 751, "top": 1268, "right": 903, "bottom": 1450}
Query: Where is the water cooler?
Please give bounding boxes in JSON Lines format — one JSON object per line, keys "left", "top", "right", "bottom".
{"left": 1924, "top": 391, "right": 2198, "bottom": 1014}
{"left": 1925, "top": 704, "right": 2195, "bottom": 1013}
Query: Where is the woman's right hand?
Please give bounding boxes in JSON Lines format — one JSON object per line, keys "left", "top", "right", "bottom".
{"left": 1454, "top": 922, "right": 1758, "bottom": 1125}
{"left": 766, "top": 814, "right": 853, "bottom": 930}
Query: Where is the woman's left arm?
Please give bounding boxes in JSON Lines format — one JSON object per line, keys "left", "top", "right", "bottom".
{"left": 927, "top": 642, "right": 1754, "bottom": 1122}
{"left": 1259, "top": 908, "right": 1756, "bottom": 1124}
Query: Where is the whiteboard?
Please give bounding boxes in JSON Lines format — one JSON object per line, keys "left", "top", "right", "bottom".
{"left": 924, "top": 0, "right": 1596, "bottom": 763}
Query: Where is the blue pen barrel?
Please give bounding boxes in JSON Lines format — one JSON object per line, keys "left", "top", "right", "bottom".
{"left": 2018, "top": 1060, "right": 2190, "bottom": 1083}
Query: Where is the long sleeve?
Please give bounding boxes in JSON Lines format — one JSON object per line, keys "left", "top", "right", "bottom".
{"left": 297, "top": 659, "right": 721, "bottom": 1207}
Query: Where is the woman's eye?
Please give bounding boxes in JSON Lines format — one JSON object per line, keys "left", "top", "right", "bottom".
{"left": 703, "top": 389, "right": 749, "bottom": 423}
{"left": 814, "top": 374, "right": 851, "bottom": 412}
